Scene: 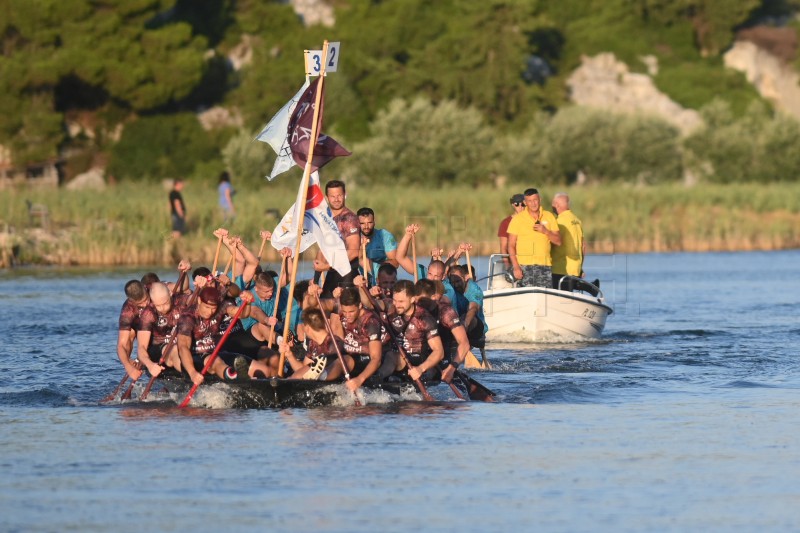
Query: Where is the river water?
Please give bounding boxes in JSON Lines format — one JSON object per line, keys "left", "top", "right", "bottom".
{"left": 1, "top": 251, "right": 798, "bottom": 532}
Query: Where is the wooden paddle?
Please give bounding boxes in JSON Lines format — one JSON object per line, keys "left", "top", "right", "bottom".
{"left": 465, "top": 249, "right": 473, "bottom": 280}
{"left": 178, "top": 301, "right": 248, "bottom": 408}
{"left": 210, "top": 234, "right": 223, "bottom": 275}
{"left": 230, "top": 242, "right": 237, "bottom": 281}
{"left": 411, "top": 233, "right": 418, "bottom": 283}
{"left": 464, "top": 350, "right": 492, "bottom": 370}
{"left": 101, "top": 374, "right": 129, "bottom": 403}
{"left": 361, "top": 239, "right": 370, "bottom": 287}
{"left": 358, "top": 286, "right": 433, "bottom": 401}
{"left": 222, "top": 255, "right": 233, "bottom": 279}
{"left": 267, "top": 256, "right": 286, "bottom": 347}
{"left": 256, "top": 232, "right": 269, "bottom": 262}
{"left": 312, "top": 290, "right": 361, "bottom": 406}
{"left": 448, "top": 381, "right": 466, "bottom": 400}
{"left": 454, "top": 369, "right": 496, "bottom": 402}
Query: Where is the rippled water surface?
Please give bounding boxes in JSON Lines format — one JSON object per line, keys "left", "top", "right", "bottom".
{"left": 1, "top": 251, "right": 799, "bottom": 532}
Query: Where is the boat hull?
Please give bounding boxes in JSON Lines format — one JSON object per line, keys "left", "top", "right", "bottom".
{"left": 483, "top": 287, "right": 613, "bottom": 342}
{"left": 156, "top": 371, "right": 429, "bottom": 409}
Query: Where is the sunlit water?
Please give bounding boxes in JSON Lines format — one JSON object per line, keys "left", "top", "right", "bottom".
{"left": 1, "top": 251, "right": 799, "bottom": 532}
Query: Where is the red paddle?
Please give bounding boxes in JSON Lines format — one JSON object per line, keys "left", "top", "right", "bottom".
{"left": 178, "top": 301, "right": 248, "bottom": 408}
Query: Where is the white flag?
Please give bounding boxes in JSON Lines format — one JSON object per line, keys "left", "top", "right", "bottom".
{"left": 271, "top": 171, "right": 351, "bottom": 276}
{"left": 255, "top": 78, "right": 310, "bottom": 180}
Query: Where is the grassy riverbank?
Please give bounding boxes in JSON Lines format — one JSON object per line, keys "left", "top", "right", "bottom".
{"left": 2, "top": 181, "right": 800, "bottom": 268}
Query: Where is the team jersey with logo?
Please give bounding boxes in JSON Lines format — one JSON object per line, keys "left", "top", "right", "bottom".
{"left": 334, "top": 207, "right": 360, "bottom": 241}
{"left": 177, "top": 300, "right": 236, "bottom": 356}
{"left": 387, "top": 304, "right": 439, "bottom": 356}
{"left": 118, "top": 299, "right": 153, "bottom": 332}
{"left": 306, "top": 335, "right": 346, "bottom": 360}
{"left": 341, "top": 311, "right": 386, "bottom": 355}
{"left": 141, "top": 293, "right": 192, "bottom": 345}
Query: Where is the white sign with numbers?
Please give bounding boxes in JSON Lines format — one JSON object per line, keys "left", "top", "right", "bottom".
{"left": 305, "top": 41, "right": 340, "bottom": 75}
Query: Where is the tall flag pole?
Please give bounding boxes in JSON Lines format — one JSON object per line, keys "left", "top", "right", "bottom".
{"left": 279, "top": 40, "right": 331, "bottom": 377}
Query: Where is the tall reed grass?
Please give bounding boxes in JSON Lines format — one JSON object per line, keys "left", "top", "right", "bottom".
{"left": 2, "top": 181, "right": 799, "bottom": 267}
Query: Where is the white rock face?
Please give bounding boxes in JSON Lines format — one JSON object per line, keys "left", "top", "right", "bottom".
{"left": 228, "top": 35, "right": 255, "bottom": 71}
{"left": 567, "top": 52, "right": 703, "bottom": 135}
{"left": 290, "top": 0, "right": 334, "bottom": 27}
{"left": 66, "top": 168, "right": 106, "bottom": 191}
{"left": 724, "top": 40, "right": 800, "bottom": 120}
{"left": 197, "top": 106, "right": 243, "bottom": 131}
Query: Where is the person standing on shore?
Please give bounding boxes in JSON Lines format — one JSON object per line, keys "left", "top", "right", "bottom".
{"left": 169, "top": 178, "right": 186, "bottom": 238}
{"left": 218, "top": 171, "right": 235, "bottom": 225}
{"left": 550, "top": 192, "right": 585, "bottom": 291}
{"left": 507, "top": 188, "right": 561, "bottom": 288}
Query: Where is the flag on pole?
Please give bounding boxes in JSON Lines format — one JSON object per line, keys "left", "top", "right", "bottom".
{"left": 254, "top": 79, "right": 311, "bottom": 180}
{"left": 270, "top": 171, "right": 351, "bottom": 276}
{"left": 288, "top": 76, "right": 350, "bottom": 172}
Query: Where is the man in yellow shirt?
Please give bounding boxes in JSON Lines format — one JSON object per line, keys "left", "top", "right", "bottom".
{"left": 550, "top": 192, "right": 585, "bottom": 291}
{"left": 507, "top": 188, "right": 561, "bottom": 287}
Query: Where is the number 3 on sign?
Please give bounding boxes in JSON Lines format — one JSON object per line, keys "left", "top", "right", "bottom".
{"left": 305, "top": 42, "right": 340, "bottom": 75}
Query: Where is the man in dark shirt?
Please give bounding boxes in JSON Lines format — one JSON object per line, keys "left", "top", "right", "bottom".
{"left": 385, "top": 280, "right": 444, "bottom": 382}
{"left": 169, "top": 178, "right": 186, "bottom": 238}
{"left": 116, "top": 280, "right": 152, "bottom": 381}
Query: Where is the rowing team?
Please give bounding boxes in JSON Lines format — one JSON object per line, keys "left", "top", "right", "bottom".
{"left": 116, "top": 232, "right": 486, "bottom": 395}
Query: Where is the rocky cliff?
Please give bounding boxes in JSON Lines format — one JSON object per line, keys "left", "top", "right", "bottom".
{"left": 567, "top": 52, "right": 703, "bottom": 135}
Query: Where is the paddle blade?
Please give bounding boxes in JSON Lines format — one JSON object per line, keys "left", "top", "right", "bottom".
{"left": 179, "top": 383, "right": 200, "bottom": 408}
{"left": 100, "top": 375, "right": 128, "bottom": 403}
{"left": 139, "top": 375, "right": 158, "bottom": 401}
{"left": 456, "top": 371, "right": 496, "bottom": 403}
{"left": 120, "top": 381, "right": 136, "bottom": 400}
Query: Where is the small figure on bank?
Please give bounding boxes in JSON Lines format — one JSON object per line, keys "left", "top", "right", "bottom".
{"left": 218, "top": 171, "right": 235, "bottom": 225}
{"left": 169, "top": 178, "right": 187, "bottom": 238}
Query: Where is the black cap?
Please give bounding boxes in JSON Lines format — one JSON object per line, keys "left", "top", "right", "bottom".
{"left": 510, "top": 194, "right": 524, "bottom": 204}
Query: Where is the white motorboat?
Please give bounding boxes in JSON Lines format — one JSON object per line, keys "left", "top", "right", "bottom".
{"left": 481, "top": 254, "right": 613, "bottom": 342}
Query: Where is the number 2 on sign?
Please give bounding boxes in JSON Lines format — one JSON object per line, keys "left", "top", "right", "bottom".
{"left": 305, "top": 42, "right": 340, "bottom": 75}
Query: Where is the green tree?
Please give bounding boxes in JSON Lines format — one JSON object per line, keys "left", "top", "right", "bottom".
{"left": 0, "top": 0, "right": 210, "bottom": 165}
{"left": 222, "top": 129, "right": 273, "bottom": 187}
{"left": 505, "top": 106, "right": 682, "bottom": 184}
{"left": 108, "top": 113, "right": 218, "bottom": 181}
{"left": 632, "top": 0, "right": 761, "bottom": 56}
{"left": 686, "top": 100, "right": 800, "bottom": 183}
{"left": 347, "top": 98, "right": 499, "bottom": 187}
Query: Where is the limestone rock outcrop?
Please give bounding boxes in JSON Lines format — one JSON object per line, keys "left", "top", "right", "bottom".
{"left": 567, "top": 52, "right": 703, "bottom": 135}
{"left": 290, "top": 0, "right": 334, "bottom": 27}
{"left": 724, "top": 39, "right": 800, "bottom": 120}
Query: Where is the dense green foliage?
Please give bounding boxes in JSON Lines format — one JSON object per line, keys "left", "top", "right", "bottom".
{"left": 0, "top": 0, "right": 798, "bottom": 185}
{"left": 349, "top": 98, "right": 499, "bottom": 186}
{"left": 107, "top": 113, "right": 217, "bottom": 180}
{"left": 686, "top": 100, "right": 800, "bottom": 183}
{"left": 501, "top": 108, "right": 683, "bottom": 184}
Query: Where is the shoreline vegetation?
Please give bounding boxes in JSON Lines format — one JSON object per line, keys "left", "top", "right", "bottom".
{"left": 2, "top": 181, "right": 799, "bottom": 269}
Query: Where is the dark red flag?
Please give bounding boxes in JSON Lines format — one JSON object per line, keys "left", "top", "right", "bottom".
{"left": 288, "top": 77, "right": 351, "bottom": 171}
